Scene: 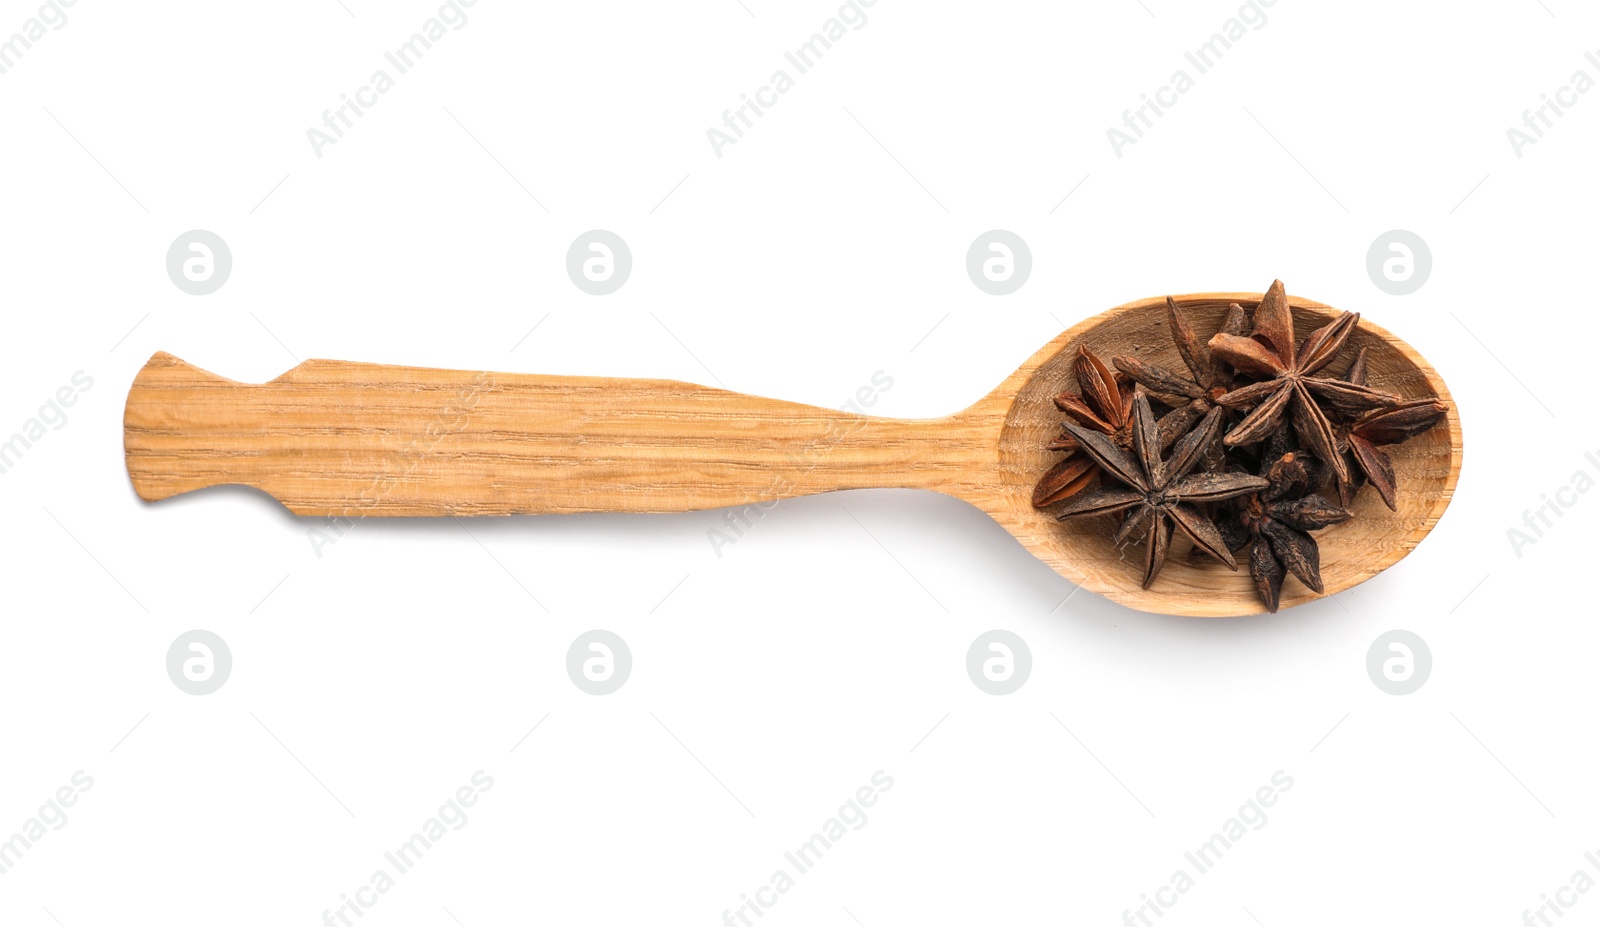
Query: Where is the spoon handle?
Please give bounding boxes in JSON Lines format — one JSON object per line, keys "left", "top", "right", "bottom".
{"left": 124, "top": 353, "right": 995, "bottom": 516}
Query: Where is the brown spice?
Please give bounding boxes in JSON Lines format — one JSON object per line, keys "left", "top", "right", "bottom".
{"left": 1207, "top": 279, "right": 1399, "bottom": 484}
{"left": 1052, "top": 394, "right": 1268, "bottom": 589}
{"left": 1033, "top": 279, "right": 1453, "bottom": 611}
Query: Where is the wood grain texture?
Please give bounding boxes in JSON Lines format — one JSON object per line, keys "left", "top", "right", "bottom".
{"left": 123, "top": 352, "right": 999, "bottom": 516}
{"left": 123, "top": 291, "right": 1463, "bottom": 617}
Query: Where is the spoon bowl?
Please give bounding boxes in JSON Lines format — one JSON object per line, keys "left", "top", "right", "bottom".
{"left": 124, "top": 290, "right": 1461, "bottom": 617}
{"left": 980, "top": 291, "right": 1462, "bottom": 616}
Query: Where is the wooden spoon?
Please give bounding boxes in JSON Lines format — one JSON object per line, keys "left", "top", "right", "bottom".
{"left": 124, "top": 291, "right": 1462, "bottom": 616}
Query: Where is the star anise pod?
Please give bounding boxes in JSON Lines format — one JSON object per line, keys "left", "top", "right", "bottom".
{"left": 1326, "top": 348, "right": 1450, "bottom": 511}
{"left": 1033, "top": 346, "right": 1196, "bottom": 508}
{"left": 1048, "top": 346, "right": 1136, "bottom": 451}
{"left": 1114, "top": 298, "right": 1249, "bottom": 470}
{"left": 1207, "top": 280, "right": 1398, "bottom": 485}
{"left": 1053, "top": 394, "right": 1269, "bottom": 589}
{"left": 1343, "top": 399, "right": 1450, "bottom": 511}
{"left": 1217, "top": 429, "right": 1354, "bottom": 612}
{"left": 1114, "top": 298, "right": 1247, "bottom": 410}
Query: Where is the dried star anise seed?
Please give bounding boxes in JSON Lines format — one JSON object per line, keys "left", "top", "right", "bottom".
{"left": 1114, "top": 298, "right": 1247, "bottom": 406}
{"left": 1054, "top": 394, "right": 1269, "bottom": 589}
{"left": 1325, "top": 347, "right": 1452, "bottom": 510}
{"left": 1344, "top": 346, "right": 1371, "bottom": 391}
{"left": 1208, "top": 280, "right": 1399, "bottom": 484}
{"left": 1048, "top": 346, "right": 1136, "bottom": 452}
{"left": 1031, "top": 454, "right": 1099, "bottom": 508}
{"left": 1032, "top": 346, "right": 1136, "bottom": 508}
{"left": 1114, "top": 298, "right": 1249, "bottom": 472}
{"left": 1342, "top": 398, "right": 1450, "bottom": 511}
{"left": 1221, "top": 430, "right": 1354, "bottom": 612}
{"left": 1033, "top": 346, "right": 1200, "bottom": 508}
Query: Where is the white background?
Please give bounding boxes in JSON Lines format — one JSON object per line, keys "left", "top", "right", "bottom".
{"left": 2, "top": 1, "right": 1597, "bottom": 925}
